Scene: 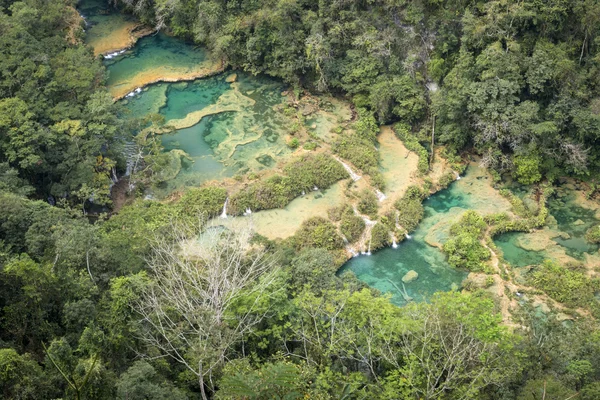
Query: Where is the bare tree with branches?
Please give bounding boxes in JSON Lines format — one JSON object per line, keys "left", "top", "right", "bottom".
{"left": 135, "top": 218, "right": 280, "bottom": 400}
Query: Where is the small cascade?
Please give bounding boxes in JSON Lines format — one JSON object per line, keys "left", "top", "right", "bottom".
{"left": 104, "top": 49, "right": 127, "bottom": 59}
{"left": 405, "top": 233, "right": 412, "bottom": 240}
{"left": 346, "top": 245, "right": 359, "bottom": 257}
{"left": 110, "top": 166, "right": 119, "bottom": 183}
{"left": 126, "top": 87, "right": 143, "bottom": 98}
{"left": 313, "top": 186, "right": 319, "bottom": 191}
{"left": 301, "top": 191, "right": 306, "bottom": 196}
{"left": 123, "top": 141, "right": 139, "bottom": 177}
{"left": 336, "top": 158, "right": 361, "bottom": 181}
{"left": 455, "top": 171, "right": 461, "bottom": 180}
{"left": 375, "top": 189, "right": 387, "bottom": 202}
{"left": 243, "top": 207, "right": 252, "bottom": 216}
{"left": 366, "top": 237, "right": 372, "bottom": 256}
{"left": 391, "top": 236, "right": 398, "bottom": 249}
{"left": 220, "top": 197, "right": 229, "bottom": 219}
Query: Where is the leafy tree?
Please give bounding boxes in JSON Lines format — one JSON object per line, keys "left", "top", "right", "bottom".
{"left": 116, "top": 360, "right": 187, "bottom": 400}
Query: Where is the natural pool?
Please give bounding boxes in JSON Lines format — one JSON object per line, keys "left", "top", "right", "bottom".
{"left": 131, "top": 73, "right": 293, "bottom": 194}
{"left": 338, "top": 165, "right": 511, "bottom": 304}
{"left": 494, "top": 191, "right": 600, "bottom": 267}
{"left": 79, "top": 0, "right": 144, "bottom": 56}
{"left": 104, "top": 32, "right": 220, "bottom": 99}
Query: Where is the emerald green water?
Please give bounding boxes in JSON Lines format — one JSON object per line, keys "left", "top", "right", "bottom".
{"left": 494, "top": 232, "right": 545, "bottom": 267}
{"left": 338, "top": 181, "right": 471, "bottom": 304}
{"left": 120, "top": 69, "right": 291, "bottom": 194}
{"left": 105, "top": 32, "right": 212, "bottom": 93}
{"left": 494, "top": 191, "right": 600, "bottom": 266}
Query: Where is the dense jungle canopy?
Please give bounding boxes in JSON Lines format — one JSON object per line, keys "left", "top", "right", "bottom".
{"left": 2, "top": 0, "right": 600, "bottom": 399}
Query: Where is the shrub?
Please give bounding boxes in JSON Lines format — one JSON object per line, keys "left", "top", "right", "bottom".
{"left": 394, "top": 123, "right": 429, "bottom": 175}
{"left": 175, "top": 186, "right": 227, "bottom": 219}
{"left": 303, "top": 142, "right": 317, "bottom": 151}
{"left": 370, "top": 222, "right": 391, "bottom": 250}
{"left": 357, "top": 189, "right": 378, "bottom": 216}
{"left": 340, "top": 209, "right": 365, "bottom": 242}
{"left": 287, "top": 137, "right": 299, "bottom": 149}
{"left": 230, "top": 154, "right": 348, "bottom": 214}
{"left": 292, "top": 217, "right": 344, "bottom": 250}
{"left": 585, "top": 225, "right": 600, "bottom": 244}
{"left": 395, "top": 198, "right": 424, "bottom": 232}
{"left": 529, "top": 261, "right": 598, "bottom": 308}
{"left": 443, "top": 211, "right": 490, "bottom": 272}
{"left": 333, "top": 133, "right": 379, "bottom": 173}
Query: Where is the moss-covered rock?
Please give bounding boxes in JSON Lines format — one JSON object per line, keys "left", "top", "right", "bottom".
{"left": 585, "top": 225, "right": 600, "bottom": 244}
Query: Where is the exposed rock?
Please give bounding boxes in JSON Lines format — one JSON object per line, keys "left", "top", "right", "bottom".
{"left": 515, "top": 231, "right": 554, "bottom": 252}
{"left": 574, "top": 219, "right": 585, "bottom": 226}
{"left": 225, "top": 73, "right": 237, "bottom": 83}
{"left": 402, "top": 270, "right": 419, "bottom": 283}
{"left": 556, "top": 312, "right": 575, "bottom": 322}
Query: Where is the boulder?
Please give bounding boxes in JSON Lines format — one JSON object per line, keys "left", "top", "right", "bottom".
{"left": 402, "top": 270, "right": 419, "bottom": 283}
{"left": 573, "top": 219, "right": 585, "bottom": 226}
{"left": 225, "top": 73, "right": 237, "bottom": 83}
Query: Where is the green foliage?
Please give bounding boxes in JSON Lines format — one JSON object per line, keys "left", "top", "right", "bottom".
{"left": 287, "top": 137, "right": 299, "bottom": 149}
{"left": 340, "top": 208, "right": 365, "bottom": 243}
{"left": 530, "top": 261, "right": 599, "bottom": 309}
{"left": 394, "top": 123, "right": 429, "bottom": 174}
{"left": 291, "top": 217, "right": 344, "bottom": 251}
{"left": 394, "top": 185, "right": 427, "bottom": 233}
{"left": 231, "top": 154, "right": 347, "bottom": 214}
{"left": 0, "top": 348, "right": 50, "bottom": 399}
{"left": 370, "top": 222, "right": 391, "bottom": 251}
{"left": 443, "top": 211, "right": 490, "bottom": 271}
{"left": 517, "top": 376, "right": 576, "bottom": 400}
{"left": 585, "top": 225, "right": 600, "bottom": 244}
{"left": 357, "top": 189, "right": 378, "bottom": 216}
{"left": 174, "top": 186, "right": 227, "bottom": 220}
{"left": 217, "top": 360, "right": 306, "bottom": 400}
{"left": 333, "top": 133, "right": 379, "bottom": 174}
{"left": 514, "top": 153, "right": 543, "bottom": 185}
{"left": 0, "top": 3, "right": 122, "bottom": 204}
{"left": 116, "top": 361, "right": 187, "bottom": 400}
{"left": 289, "top": 249, "right": 339, "bottom": 293}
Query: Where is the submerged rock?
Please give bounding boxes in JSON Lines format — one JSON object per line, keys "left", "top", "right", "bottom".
{"left": 402, "top": 270, "right": 419, "bottom": 283}
{"left": 225, "top": 73, "right": 237, "bottom": 83}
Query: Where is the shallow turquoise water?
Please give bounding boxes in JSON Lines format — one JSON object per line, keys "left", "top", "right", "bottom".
{"left": 495, "top": 232, "right": 545, "bottom": 267}
{"left": 338, "top": 181, "right": 470, "bottom": 304}
{"left": 549, "top": 195, "right": 599, "bottom": 259}
{"left": 494, "top": 191, "right": 600, "bottom": 266}
{"left": 160, "top": 78, "right": 230, "bottom": 121}
{"left": 119, "top": 70, "right": 291, "bottom": 195}
{"left": 104, "top": 32, "right": 210, "bottom": 91}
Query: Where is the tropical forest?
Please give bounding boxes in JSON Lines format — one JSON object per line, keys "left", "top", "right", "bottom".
{"left": 4, "top": 0, "right": 600, "bottom": 399}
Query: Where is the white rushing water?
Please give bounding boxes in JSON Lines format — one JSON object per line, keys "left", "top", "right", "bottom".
{"left": 220, "top": 197, "right": 229, "bottom": 219}
{"left": 336, "top": 158, "right": 361, "bottom": 181}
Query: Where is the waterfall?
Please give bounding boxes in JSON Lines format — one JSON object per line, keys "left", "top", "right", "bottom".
{"left": 220, "top": 197, "right": 229, "bottom": 219}
{"left": 313, "top": 186, "right": 319, "bottom": 191}
{"left": 375, "top": 189, "right": 387, "bottom": 202}
{"left": 123, "top": 141, "right": 139, "bottom": 177}
{"left": 346, "top": 246, "right": 359, "bottom": 257}
{"left": 110, "top": 166, "right": 119, "bottom": 183}
{"left": 455, "top": 171, "right": 461, "bottom": 180}
{"left": 243, "top": 207, "right": 252, "bottom": 216}
{"left": 405, "top": 233, "right": 412, "bottom": 240}
{"left": 392, "top": 237, "right": 398, "bottom": 249}
{"left": 104, "top": 49, "right": 127, "bottom": 59}
{"left": 366, "top": 237, "right": 372, "bottom": 256}
{"left": 336, "top": 158, "right": 361, "bottom": 181}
